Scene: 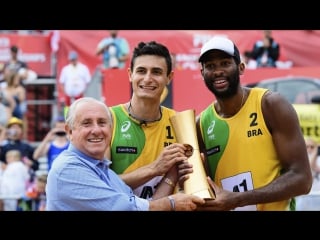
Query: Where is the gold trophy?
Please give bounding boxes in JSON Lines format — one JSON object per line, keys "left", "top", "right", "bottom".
{"left": 170, "top": 109, "right": 215, "bottom": 199}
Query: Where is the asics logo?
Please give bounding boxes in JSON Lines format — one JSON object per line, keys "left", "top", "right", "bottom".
{"left": 207, "top": 120, "right": 215, "bottom": 135}
{"left": 121, "top": 121, "right": 131, "bottom": 133}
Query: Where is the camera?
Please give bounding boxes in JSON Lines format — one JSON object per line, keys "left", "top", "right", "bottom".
{"left": 55, "top": 131, "right": 66, "bottom": 137}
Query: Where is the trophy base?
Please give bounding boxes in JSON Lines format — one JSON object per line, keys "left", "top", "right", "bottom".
{"left": 191, "top": 189, "right": 215, "bottom": 200}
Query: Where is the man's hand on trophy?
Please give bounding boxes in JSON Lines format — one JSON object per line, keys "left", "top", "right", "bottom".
{"left": 177, "top": 159, "right": 193, "bottom": 190}
{"left": 167, "top": 192, "right": 206, "bottom": 211}
{"left": 196, "top": 177, "right": 243, "bottom": 211}
{"left": 176, "top": 150, "right": 205, "bottom": 191}
{"left": 150, "top": 143, "right": 189, "bottom": 176}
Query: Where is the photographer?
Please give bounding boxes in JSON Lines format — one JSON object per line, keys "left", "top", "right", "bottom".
{"left": 250, "top": 30, "right": 280, "bottom": 68}
{"left": 33, "top": 116, "right": 69, "bottom": 172}
{"left": 96, "top": 30, "right": 130, "bottom": 69}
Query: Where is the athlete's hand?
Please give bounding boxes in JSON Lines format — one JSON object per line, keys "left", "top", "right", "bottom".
{"left": 196, "top": 177, "right": 237, "bottom": 211}
{"left": 150, "top": 143, "right": 188, "bottom": 176}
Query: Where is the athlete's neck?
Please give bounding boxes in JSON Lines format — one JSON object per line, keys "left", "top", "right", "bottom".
{"left": 127, "top": 101, "right": 162, "bottom": 126}
{"left": 215, "top": 87, "right": 247, "bottom": 118}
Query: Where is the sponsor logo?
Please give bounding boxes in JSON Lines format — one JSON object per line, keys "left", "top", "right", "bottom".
{"left": 207, "top": 145, "right": 220, "bottom": 156}
{"left": 116, "top": 146, "right": 137, "bottom": 154}
{"left": 121, "top": 121, "right": 131, "bottom": 132}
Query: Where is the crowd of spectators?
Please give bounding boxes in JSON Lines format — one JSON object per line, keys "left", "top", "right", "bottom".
{"left": 0, "top": 32, "right": 46, "bottom": 210}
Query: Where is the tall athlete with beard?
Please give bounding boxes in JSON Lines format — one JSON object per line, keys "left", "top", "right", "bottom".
{"left": 179, "top": 36, "right": 312, "bottom": 210}
{"left": 107, "top": 41, "right": 186, "bottom": 199}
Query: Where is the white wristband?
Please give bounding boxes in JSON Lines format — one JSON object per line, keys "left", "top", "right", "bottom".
{"left": 167, "top": 195, "right": 175, "bottom": 211}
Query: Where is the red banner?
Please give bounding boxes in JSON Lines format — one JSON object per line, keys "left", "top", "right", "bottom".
{"left": 0, "top": 33, "right": 53, "bottom": 76}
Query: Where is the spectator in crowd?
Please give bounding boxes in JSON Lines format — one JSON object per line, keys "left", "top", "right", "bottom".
{"left": 45, "top": 97, "right": 205, "bottom": 211}
{"left": 295, "top": 137, "right": 320, "bottom": 210}
{"left": 0, "top": 117, "right": 38, "bottom": 181}
{"left": 4, "top": 71, "right": 27, "bottom": 120}
{"left": 3, "top": 71, "right": 28, "bottom": 139}
{"left": 0, "top": 44, "right": 37, "bottom": 87}
{"left": 33, "top": 116, "right": 69, "bottom": 172}
{"left": 0, "top": 149, "right": 30, "bottom": 211}
{"left": 0, "top": 81, "right": 17, "bottom": 116}
{"left": 59, "top": 50, "right": 91, "bottom": 106}
{"left": 107, "top": 41, "right": 182, "bottom": 200}
{"left": 18, "top": 173, "right": 47, "bottom": 211}
{"left": 304, "top": 137, "right": 320, "bottom": 187}
{"left": 250, "top": 30, "right": 280, "bottom": 68}
{"left": 2, "top": 45, "right": 28, "bottom": 79}
{"left": 180, "top": 36, "right": 312, "bottom": 210}
{"left": 0, "top": 89, "right": 14, "bottom": 127}
{"left": 96, "top": 30, "right": 130, "bottom": 69}
{"left": 17, "top": 67, "right": 37, "bottom": 84}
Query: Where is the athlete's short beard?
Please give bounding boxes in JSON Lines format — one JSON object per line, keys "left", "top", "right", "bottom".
{"left": 204, "top": 68, "right": 240, "bottom": 99}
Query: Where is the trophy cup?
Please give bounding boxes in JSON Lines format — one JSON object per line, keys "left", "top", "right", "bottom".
{"left": 170, "top": 109, "right": 215, "bottom": 199}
